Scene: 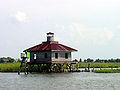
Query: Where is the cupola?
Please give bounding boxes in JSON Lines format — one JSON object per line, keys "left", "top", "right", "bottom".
{"left": 47, "top": 32, "right": 54, "bottom": 42}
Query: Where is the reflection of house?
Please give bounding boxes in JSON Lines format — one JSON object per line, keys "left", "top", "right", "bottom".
{"left": 24, "top": 32, "right": 77, "bottom": 64}
{"left": 3, "top": 59, "right": 9, "bottom": 63}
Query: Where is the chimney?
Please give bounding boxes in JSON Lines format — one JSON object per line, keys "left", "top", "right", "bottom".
{"left": 47, "top": 32, "right": 54, "bottom": 42}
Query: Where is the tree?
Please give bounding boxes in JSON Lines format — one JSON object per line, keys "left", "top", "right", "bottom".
{"left": 0, "top": 57, "right": 15, "bottom": 63}
{"left": 86, "top": 58, "right": 93, "bottom": 62}
{"left": 79, "top": 58, "right": 82, "bottom": 62}
{"left": 73, "top": 59, "right": 78, "bottom": 62}
{"left": 84, "top": 59, "right": 87, "bottom": 62}
{"left": 16, "top": 58, "right": 21, "bottom": 62}
{"left": 95, "top": 59, "right": 101, "bottom": 62}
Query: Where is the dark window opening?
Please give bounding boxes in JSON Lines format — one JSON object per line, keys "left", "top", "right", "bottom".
{"left": 55, "top": 53, "right": 58, "bottom": 59}
{"left": 44, "top": 53, "right": 48, "bottom": 58}
{"left": 65, "top": 53, "right": 68, "bottom": 59}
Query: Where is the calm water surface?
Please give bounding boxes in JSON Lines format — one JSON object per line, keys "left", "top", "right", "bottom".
{"left": 0, "top": 72, "right": 120, "bottom": 90}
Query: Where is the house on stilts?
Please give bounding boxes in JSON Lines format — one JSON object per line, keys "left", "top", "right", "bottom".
{"left": 18, "top": 32, "right": 78, "bottom": 74}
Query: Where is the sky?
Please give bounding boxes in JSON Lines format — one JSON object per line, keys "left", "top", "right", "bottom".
{"left": 0, "top": 0, "right": 120, "bottom": 60}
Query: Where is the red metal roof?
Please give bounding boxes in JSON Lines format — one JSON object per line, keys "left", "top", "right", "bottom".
{"left": 24, "top": 43, "right": 77, "bottom": 52}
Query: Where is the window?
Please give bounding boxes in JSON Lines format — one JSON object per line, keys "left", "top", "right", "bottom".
{"left": 44, "top": 53, "right": 48, "bottom": 58}
{"left": 65, "top": 53, "right": 68, "bottom": 59}
{"left": 55, "top": 53, "right": 58, "bottom": 59}
{"left": 34, "top": 54, "right": 37, "bottom": 59}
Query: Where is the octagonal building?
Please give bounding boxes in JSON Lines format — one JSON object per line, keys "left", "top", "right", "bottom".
{"left": 24, "top": 32, "right": 77, "bottom": 64}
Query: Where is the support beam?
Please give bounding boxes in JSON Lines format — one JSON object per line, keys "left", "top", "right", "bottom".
{"left": 24, "top": 61, "right": 28, "bottom": 75}
{"left": 29, "top": 64, "right": 32, "bottom": 73}
{"left": 18, "top": 57, "right": 26, "bottom": 75}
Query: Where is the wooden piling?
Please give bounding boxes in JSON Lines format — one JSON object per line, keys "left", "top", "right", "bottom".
{"left": 76, "top": 63, "right": 79, "bottom": 71}
{"left": 18, "top": 57, "right": 26, "bottom": 75}
{"left": 88, "top": 64, "right": 90, "bottom": 72}
{"left": 29, "top": 64, "right": 32, "bottom": 73}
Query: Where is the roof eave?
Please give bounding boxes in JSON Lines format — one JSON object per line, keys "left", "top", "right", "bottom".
{"left": 23, "top": 50, "right": 78, "bottom": 52}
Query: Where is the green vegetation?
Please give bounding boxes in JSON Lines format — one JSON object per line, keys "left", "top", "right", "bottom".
{"left": 74, "top": 58, "right": 120, "bottom": 63}
{"left": 0, "top": 63, "right": 22, "bottom": 72}
{"left": 79, "top": 63, "right": 120, "bottom": 68}
{"left": 0, "top": 57, "right": 21, "bottom": 63}
{"left": 0, "top": 63, "right": 70, "bottom": 72}
{"left": 0, "top": 62, "right": 120, "bottom": 72}
{"left": 93, "top": 69, "right": 120, "bottom": 73}
{"left": 0, "top": 57, "right": 15, "bottom": 63}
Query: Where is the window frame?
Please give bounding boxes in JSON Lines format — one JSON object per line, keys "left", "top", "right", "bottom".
{"left": 44, "top": 53, "right": 48, "bottom": 58}
{"left": 65, "top": 53, "right": 68, "bottom": 59}
{"left": 55, "top": 53, "right": 58, "bottom": 59}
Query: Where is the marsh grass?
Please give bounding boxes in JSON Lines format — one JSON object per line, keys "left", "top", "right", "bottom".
{"left": 79, "top": 63, "right": 120, "bottom": 68}
{"left": 0, "top": 62, "right": 120, "bottom": 72}
{"left": 93, "top": 69, "right": 120, "bottom": 73}
{"left": 0, "top": 63, "right": 22, "bottom": 72}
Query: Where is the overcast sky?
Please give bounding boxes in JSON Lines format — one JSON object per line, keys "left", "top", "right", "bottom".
{"left": 0, "top": 0, "right": 120, "bottom": 60}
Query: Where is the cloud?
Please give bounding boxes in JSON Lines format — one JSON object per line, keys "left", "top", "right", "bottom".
{"left": 117, "top": 24, "right": 120, "bottom": 29}
{"left": 55, "top": 24, "right": 65, "bottom": 30}
{"left": 11, "top": 11, "right": 28, "bottom": 23}
{"left": 56, "top": 23, "right": 114, "bottom": 45}
{"left": 70, "top": 23, "right": 114, "bottom": 45}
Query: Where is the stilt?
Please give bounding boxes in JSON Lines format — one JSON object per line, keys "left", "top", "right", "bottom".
{"left": 58, "top": 64, "right": 61, "bottom": 72}
{"left": 71, "top": 64, "right": 73, "bottom": 72}
{"left": 61, "top": 64, "right": 65, "bottom": 72}
{"left": 48, "top": 64, "right": 52, "bottom": 72}
{"left": 39, "top": 64, "right": 42, "bottom": 72}
{"left": 43, "top": 64, "right": 45, "bottom": 72}
{"left": 92, "top": 63, "right": 94, "bottom": 72}
{"left": 69, "top": 64, "right": 72, "bottom": 72}
{"left": 51, "top": 64, "right": 55, "bottom": 72}
{"left": 24, "top": 60, "right": 28, "bottom": 74}
{"left": 88, "top": 64, "right": 90, "bottom": 71}
{"left": 46, "top": 64, "right": 50, "bottom": 72}
{"left": 76, "top": 63, "right": 79, "bottom": 71}
{"left": 30, "top": 64, "right": 34, "bottom": 73}
{"left": 18, "top": 57, "right": 26, "bottom": 75}
{"left": 66, "top": 64, "right": 70, "bottom": 72}
{"left": 67, "top": 64, "right": 72, "bottom": 72}
{"left": 29, "top": 64, "right": 32, "bottom": 73}
{"left": 58, "top": 64, "right": 62, "bottom": 72}
{"left": 37, "top": 64, "right": 40, "bottom": 72}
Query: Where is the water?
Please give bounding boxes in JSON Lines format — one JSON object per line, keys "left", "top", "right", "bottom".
{"left": 0, "top": 72, "right": 120, "bottom": 90}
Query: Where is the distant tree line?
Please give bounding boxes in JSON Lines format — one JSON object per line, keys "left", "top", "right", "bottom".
{"left": 0, "top": 57, "right": 21, "bottom": 63}
{"left": 73, "top": 58, "right": 120, "bottom": 63}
